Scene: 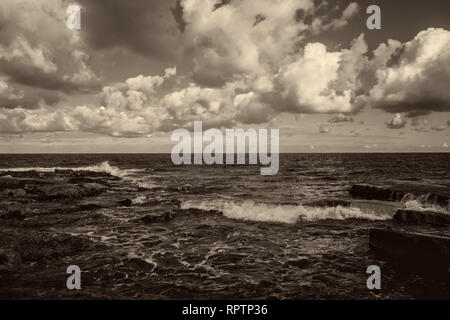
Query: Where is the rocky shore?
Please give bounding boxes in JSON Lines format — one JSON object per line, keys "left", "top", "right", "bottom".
{"left": 1, "top": 169, "right": 450, "bottom": 299}
{"left": 0, "top": 169, "right": 126, "bottom": 298}
{"left": 348, "top": 180, "right": 450, "bottom": 276}
{"left": 349, "top": 180, "right": 450, "bottom": 208}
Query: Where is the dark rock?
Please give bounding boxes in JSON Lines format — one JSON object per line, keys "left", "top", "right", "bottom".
{"left": 0, "top": 176, "right": 54, "bottom": 190}
{"left": 394, "top": 209, "right": 450, "bottom": 226}
{"left": 118, "top": 199, "right": 132, "bottom": 207}
{"left": 75, "top": 203, "right": 103, "bottom": 212}
{"left": 2, "top": 188, "right": 27, "bottom": 198}
{"left": 40, "top": 184, "right": 82, "bottom": 198}
{"left": 0, "top": 230, "right": 92, "bottom": 264}
{"left": 369, "top": 228, "right": 450, "bottom": 267}
{"left": 285, "top": 258, "right": 311, "bottom": 268}
{"left": 54, "top": 169, "right": 111, "bottom": 178}
{"left": 350, "top": 184, "right": 403, "bottom": 201}
{"left": 126, "top": 257, "right": 157, "bottom": 272}
{"left": 68, "top": 177, "right": 99, "bottom": 184}
{"left": 80, "top": 183, "right": 108, "bottom": 196}
{"left": 350, "top": 180, "right": 450, "bottom": 207}
{"left": 37, "top": 182, "right": 107, "bottom": 199}
{"left": 0, "top": 209, "right": 25, "bottom": 220}
{"left": 0, "top": 170, "right": 41, "bottom": 178}
{"left": 0, "top": 253, "right": 7, "bottom": 264}
{"left": 140, "top": 212, "right": 174, "bottom": 224}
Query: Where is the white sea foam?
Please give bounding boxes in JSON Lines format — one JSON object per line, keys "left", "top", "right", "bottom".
{"left": 403, "top": 199, "right": 449, "bottom": 213}
{"left": 137, "top": 181, "right": 159, "bottom": 189}
{"left": 0, "top": 161, "right": 144, "bottom": 179}
{"left": 132, "top": 195, "right": 148, "bottom": 205}
{"left": 181, "top": 199, "right": 389, "bottom": 224}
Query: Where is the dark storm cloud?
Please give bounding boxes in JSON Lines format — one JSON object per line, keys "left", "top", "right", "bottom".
{"left": 0, "top": 0, "right": 100, "bottom": 101}
{"left": 77, "top": 0, "right": 182, "bottom": 61}
{"left": 0, "top": 88, "right": 62, "bottom": 109}
{"left": 0, "top": 61, "right": 99, "bottom": 95}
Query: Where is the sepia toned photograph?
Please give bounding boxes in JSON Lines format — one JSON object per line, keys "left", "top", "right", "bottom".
{"left": 0, "top": 0, "right": 449, "bottom": 304}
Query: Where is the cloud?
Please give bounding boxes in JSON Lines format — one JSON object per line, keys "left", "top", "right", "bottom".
{"left": 386, "top": 113, "right": 407, "bottom": 129}
{"left": 0, "top": 77, "right": 63, "bottom": 109}
{"left": 0, "top": 0, "right": 98, "bottom": 94}
{"left": 3, "top": 1, "right": 450, "bottom": 140}
{"left": 311, "top": 2, "right": 360, "bottom": 33}
{"left": 77, "top": 0, "right": 182, "bottom": 61}
{"left": 0, "top": 0, "right": 365, "bottom": 136}
{"left": 329, "top": 113, "right": 354, "bottom": 123}
{"left": 365, "top": 28, "right": 450, "bottom": 115}
{"left": 274, "top": 34, "right": 368, "bottom": 114}
{"left": 0, "top": 107, "right": 74, "bottom": 133}
{"left": 443, "top": 142, "right": 449, "bottom": 148}
{"left": 182, "top": 0, "right": 316, "bottom": 87}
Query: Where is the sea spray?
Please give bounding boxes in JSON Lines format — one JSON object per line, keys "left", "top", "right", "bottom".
{"left": 181, "top": 199, "right": 390, "bottom": 223}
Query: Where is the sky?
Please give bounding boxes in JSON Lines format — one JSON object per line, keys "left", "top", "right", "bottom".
{"left": 0, "top": 0, "right": 450, "bottom": 153}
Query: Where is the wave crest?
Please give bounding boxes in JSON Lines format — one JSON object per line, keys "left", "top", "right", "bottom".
{"left": 0, "top": 161, "right": 143, "bottom": 178}
{"left": 181, "top": 200, "right": 389, "bottom": 224}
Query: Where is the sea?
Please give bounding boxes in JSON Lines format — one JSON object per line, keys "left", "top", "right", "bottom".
{"left": 0, "top": 153, "right": 449, "bottom": 299}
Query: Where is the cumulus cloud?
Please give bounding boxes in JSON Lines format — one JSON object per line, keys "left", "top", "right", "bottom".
{"left": 3, "top": 0, "right": 450, "bottom": 140}
{"left": 0, "top": 0, "right": 365, "bottom": 136}
{"left": 365, "top": 28, "right": 450, "bottom": 115}
{"left": 182, "top": 0, "right": 316, "bottom": 87}
{"left": 0, "top": 107, "right": 74, "bottom": 133}
{"left": 386, "top": 113, "right": 407, "bottom": 129}
{"left": 311, "top": 2, "right": 360, "bottom": 33}
{"left": 0, "top": 0, "right": 98, "bottom": 95}
{"left": 277, "top": 43, "right": 350, "bottom": 113}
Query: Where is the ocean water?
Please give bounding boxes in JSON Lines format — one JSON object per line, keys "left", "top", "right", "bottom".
{"left": 1, "top": 153, "right": 449, "bottom": 299}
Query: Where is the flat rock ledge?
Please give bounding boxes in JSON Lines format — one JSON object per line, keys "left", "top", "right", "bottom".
{"left": 394, "top": 209, "right": 450, "bottom": 226}
{"left": 349, "top": 180, "right": 450, "bottom": 207}
{"left": 369, "top": 228, "right": 450, "bottom": 269}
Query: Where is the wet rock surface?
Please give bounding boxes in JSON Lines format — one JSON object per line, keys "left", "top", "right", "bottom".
{"left": 0, "top": 170, "right": 132, "bottom": 298}
{"left": 349, "top": 180, "right": 450, "bottom": 207}
{"left": 1, "top": 168, "right": 449, "bottom": 299}
{"left": 369, "top": 228, "right": 450, "bottom": 270}
{"left": 394, "top": 209, "right": 450, "bottom": 226}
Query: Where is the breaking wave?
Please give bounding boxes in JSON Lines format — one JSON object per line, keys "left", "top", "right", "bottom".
{"left": 181, "top": 199, "right": 389, "bottom": 224}
{"left": 0, "top": 161, "right": 144, "bottom": 179}
{"left": 403, "top": 200, "right": 449, "bottom": 213}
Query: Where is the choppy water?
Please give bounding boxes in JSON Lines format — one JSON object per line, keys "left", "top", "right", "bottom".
{"left": 1, "top": 153, "right": 449, "bottom": 299}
